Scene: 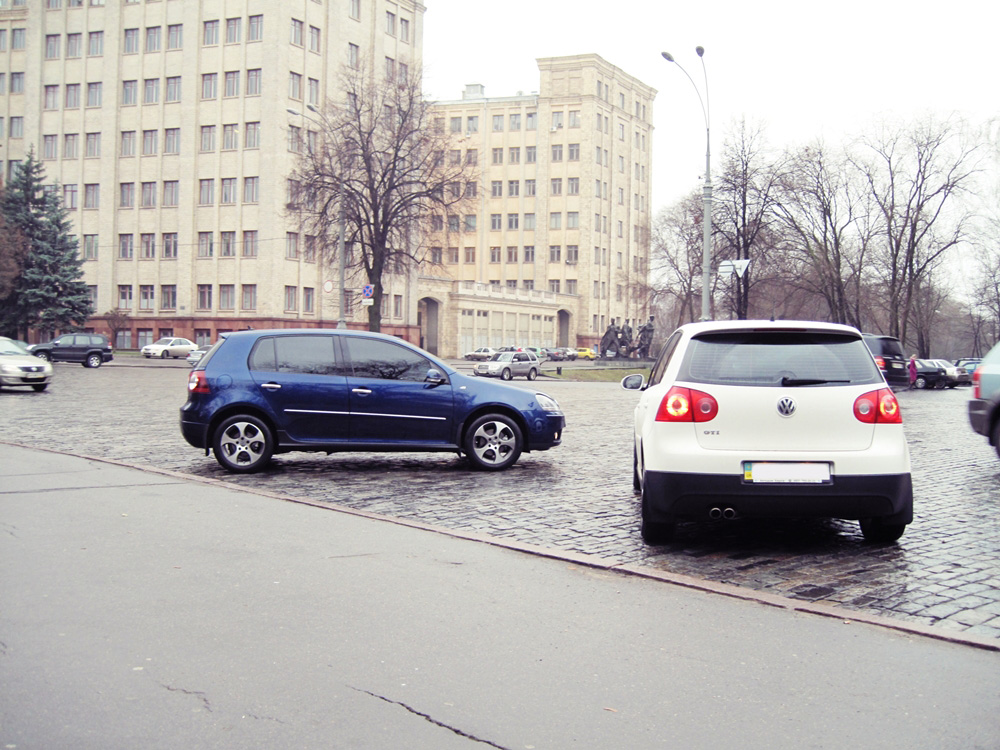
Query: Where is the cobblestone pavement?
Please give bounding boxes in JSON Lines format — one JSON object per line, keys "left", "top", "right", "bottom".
{"left": 4, "top": 359, "right": 1000, "bottom": 639}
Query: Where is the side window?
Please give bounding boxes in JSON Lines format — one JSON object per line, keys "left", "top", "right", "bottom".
{"left": 74, "top": 335, "right": 89, "bottom": 346}
{"left": 249, "top": 335, "right": 341, "bottom": 375}
{"left": 344, "top": 337, "right": 432, "bottom": 382}
{"left": 647, "top": 331, "right": 682, "bottom": 387}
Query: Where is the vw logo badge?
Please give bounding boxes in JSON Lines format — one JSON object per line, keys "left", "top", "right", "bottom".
{"left": 777, "top": 397, "right": 796, "bottom": 417}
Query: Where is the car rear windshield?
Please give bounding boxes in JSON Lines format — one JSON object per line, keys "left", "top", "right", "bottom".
{"left": 679, "top": 331, "right": 883, "bottom": 387}
{"left": 866, "top": 336, "right": 905, "bottom": 359}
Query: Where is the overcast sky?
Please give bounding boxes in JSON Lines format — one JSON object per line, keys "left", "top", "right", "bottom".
{"left": 422, "top": 0, "right": 998, "bottom": 211}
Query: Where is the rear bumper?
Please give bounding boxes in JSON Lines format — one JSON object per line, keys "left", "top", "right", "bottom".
{"left": 968, "top": 398, "right": 995, "bottom": 439}
{"left": 642, "top": 470, "right": 913, "bottom": 523}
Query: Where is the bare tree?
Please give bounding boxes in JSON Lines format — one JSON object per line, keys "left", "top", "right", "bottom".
{"left": 291, "top": 61, "right": 475, "bottom": 332}
{"left": 850, "top": 117, "right": 981, "bottom": 342}
{"left": 773, "top": 142, "right": 877, "bottom": 328}
{"left": 649, "top": 193, "right": 708, "bottom": 328}
{"left": 714, "top": 119, "right": 785, "bottom": 319}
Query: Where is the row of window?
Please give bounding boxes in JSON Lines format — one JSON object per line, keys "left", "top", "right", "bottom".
{"left": 81, "top": 231, "right": 261, "bottom": 260}
{"left": 428, "top": 245, "right": 641, "bottom": 271}
{"left": 438, "top": 111, "right": 648, "bottom": 149}
{"left": 595, "top": 77, "right": 650, "bottom": 122}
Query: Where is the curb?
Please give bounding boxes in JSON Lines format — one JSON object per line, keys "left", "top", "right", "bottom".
{"left": 4, "top": 439, "right": 998, "bottom": 653}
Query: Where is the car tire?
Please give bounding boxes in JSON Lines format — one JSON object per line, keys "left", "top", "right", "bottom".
{"left": 32, "top": 383, "right": 48, "bottom": 392}
{"left": 947, "top": 383, "right": 957, "bottom": 389}
{"left": 463, "top": 413, "right": 523, "bottom": 471}
{"left": 640, "top": 482, "right": 675, "bottom": 545}
{"left": 914, "top": 376, "right": 926, "bottom": 389}
{"left": 992, "top": 421, "right": 1000, "bottom": 461}
{"left": 527, "top": 368, "right": 537, "bottom": 381}
{"left": 160, "top": 350, "right": 169, "bottom": 359}
{"left": 144, "top": 354, "right": 151, "bottom": 358}
{"left": 500, "top": 368, "right": 512, "bottom": 381}
{"left": 34, "top": 351, "right": 51, "bottom": 362}
{"left": 84, "top": 353, "right": 102, "bottom": 368}
{"left": 859, "top": 518, "right": 906, "bottom": 543}
{"left": 213, "top": 415, "right": 274, "bottom": 473}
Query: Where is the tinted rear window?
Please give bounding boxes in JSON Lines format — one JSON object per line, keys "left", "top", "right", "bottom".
{"left": 679, "top": 331, "right": 882, "bottom": 387}
{"left": 865, "top": 336, "right": 904, "bottom": 359}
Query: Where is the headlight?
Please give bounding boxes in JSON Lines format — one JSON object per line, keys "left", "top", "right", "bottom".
{"left": 535, "top": 393, "right": 560, "bottom": 412}
{"left": 1, "top": 364, "right": 18, "bottom": 374}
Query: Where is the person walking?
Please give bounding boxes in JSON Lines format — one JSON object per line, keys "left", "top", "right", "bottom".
{"left": 908, "top": 354, "right": 918, "bottom": 389}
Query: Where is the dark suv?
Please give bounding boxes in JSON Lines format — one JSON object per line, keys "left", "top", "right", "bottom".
{"left": 180, "top": 329, "right": 565, "bottom": 473}
{"left": 862, "top": 333, "right": 908, "bottom": 388}
{"left": 30, "top": 333, "right": 114, "bottom": 368}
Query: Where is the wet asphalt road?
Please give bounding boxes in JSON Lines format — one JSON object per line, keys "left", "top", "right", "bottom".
{"left": 3, "top": 357, "right": 999, "bottom": 639}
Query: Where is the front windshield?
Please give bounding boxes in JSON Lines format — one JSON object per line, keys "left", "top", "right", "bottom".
{"left": 490, "top": 352, "right": 514, "bottom": 362}
{"left": 0, "top": 339, "right": 29, "bottom": 355}
{"left": 152, "top": 338, "right": 172, "bottom": 345}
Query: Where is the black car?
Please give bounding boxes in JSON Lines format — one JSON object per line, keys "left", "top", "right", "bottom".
{"left": 29, "top": 333, "right": 114, "bottom": 368}
{"left": 913, "top": 359, "right": 947, "bottom": 389}
{"left": 542, "top": 347, "right": 566, "bottom": 361}
{"left": 862, "top": 333, "right": 908, "bottom": 388}
{"left": 180, "top": 329, "right": 565, "bottom": 474}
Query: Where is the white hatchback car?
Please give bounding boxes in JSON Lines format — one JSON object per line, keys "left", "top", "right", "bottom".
{"left": 622, "top": 321, "right": 913, "bottom": 545}
{"left": 141, "top": 337, "right": 198, "bottom": 359}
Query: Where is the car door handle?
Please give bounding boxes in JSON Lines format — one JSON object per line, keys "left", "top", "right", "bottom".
{"left": 352, "top": 387, "right": 372, "bottom": 396}
{"left": 261, "top": 383, "right": 282, "bottom": 391}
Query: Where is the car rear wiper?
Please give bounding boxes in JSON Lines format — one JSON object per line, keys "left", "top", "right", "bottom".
{"left": 780, "top": 377, "right": 850, "bottom": 386}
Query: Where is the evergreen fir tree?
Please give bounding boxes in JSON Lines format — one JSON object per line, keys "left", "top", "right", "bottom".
{"left": 0, "top": 152, "right": 92, "bottom": 339}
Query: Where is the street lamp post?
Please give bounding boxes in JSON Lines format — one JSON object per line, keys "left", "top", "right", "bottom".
{"left": 287, "top": 106, "right": 347, "bottom": 329}
{"left": 661, "top": 47, "right": 712, "bottom": 322}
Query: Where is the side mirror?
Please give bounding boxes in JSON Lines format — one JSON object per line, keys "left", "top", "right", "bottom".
{"left": 621, "top": 373, "right": 645, "bottom": 391}
{"left": 425, "top": 368, "right": 446, "bottom": 386}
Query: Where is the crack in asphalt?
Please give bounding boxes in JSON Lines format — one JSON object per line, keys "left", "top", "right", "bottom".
{"left": 159, "top": 683, "right": 213, "bottom": 713}
{"left": 350, "top": 686, "right": 511, "bottom": 749}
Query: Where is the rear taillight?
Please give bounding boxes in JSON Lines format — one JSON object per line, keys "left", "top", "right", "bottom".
{"left": 874, "top": 356, "right": 886, "bottom": 371}
{"left": 853, "top": 388, "right": 902, "bottom": 424}
{"left": 655, "top": 386, "right": 718, "bottom": 423}
{"left": 188, "top": 370, "right": 210, "bottom": 394}
{"left": 973, "top": 368, "right": 981, "bottom": 399}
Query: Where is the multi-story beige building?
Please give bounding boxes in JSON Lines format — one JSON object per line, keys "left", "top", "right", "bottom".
{"left": 421, "top": 54, "right": 655, "bottom": 357}
{"left": 3, "top": 2, "right": 653, "bottom": 359}
{"left": 3, "top": 0, "right": 423, "bottom": 348}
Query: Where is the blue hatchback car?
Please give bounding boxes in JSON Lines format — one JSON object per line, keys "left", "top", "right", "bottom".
{"left": 180, "top": 329, "right": 565, "bottom": 473}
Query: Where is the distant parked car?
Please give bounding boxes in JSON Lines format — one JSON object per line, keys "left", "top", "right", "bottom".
{"left": 524, "top": 346, "right": 544, "bottom": 359}
{"left": 0, "top": 336, "right": 54, "bottom": 392}
{"left": 560, "top": 347, "right": 578, "bottom": 361}
{"left": 142, "top": 337, "right": 198, "bottom": 359}
{"left": 180, "top": 329, "right": 564, "bottom": 473}
{"left": 542, "top": 348, "right": 566, "bottom": 361}
{"left": 29, "top": 333, "right": 113, "bottom": 368}
{"left": 969, "top": 342, "right": 1000, "bottom": 459}
{"left": 955, "top": 358, "right": 981, "bottom": 375}
{"left": 186, "top": 344, "right": 213, "bottom": 366}
{"left": 913, "top": 360, "right": 947, "bottom": 390}
{"left": 862, "top": 333, "right": 908, "bottom": 388}
{"left": 464, "top": 347, "right": 497, "bottom": 361}
{"left": 576, "top": 347, "right": 597, "bottom": 360}
{"left": 474, "top": 350, "right": 539, "bottom": 380}
{"left": 928, "top": 359, "right": 970, "bottom": 388}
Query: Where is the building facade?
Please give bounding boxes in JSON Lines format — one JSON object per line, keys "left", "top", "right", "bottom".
{"left": 421, "top": 55, "right": 655, "bottom": 358}
{"left": 3, "top": 3, "right": 654, "bottom": 359}
{"left": 2, "top": 0, "right": 424, "bottom": 348}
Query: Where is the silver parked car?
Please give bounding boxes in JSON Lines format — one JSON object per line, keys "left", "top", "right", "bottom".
{"left": 474, "top": 350, "right": 540, "bottom": 380}
{"left": 0, "top": 336, "right": 54, "bottom": 392}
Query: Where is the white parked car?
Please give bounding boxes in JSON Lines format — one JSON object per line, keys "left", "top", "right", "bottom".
{"left": 464, "top": 347, "right": 497, "bottom": 361}
{"left": 622, "top": 320, "right": 913, "bottom": 544}
{"left": 141, "top": 337, "right": 198, "bottom": 359}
